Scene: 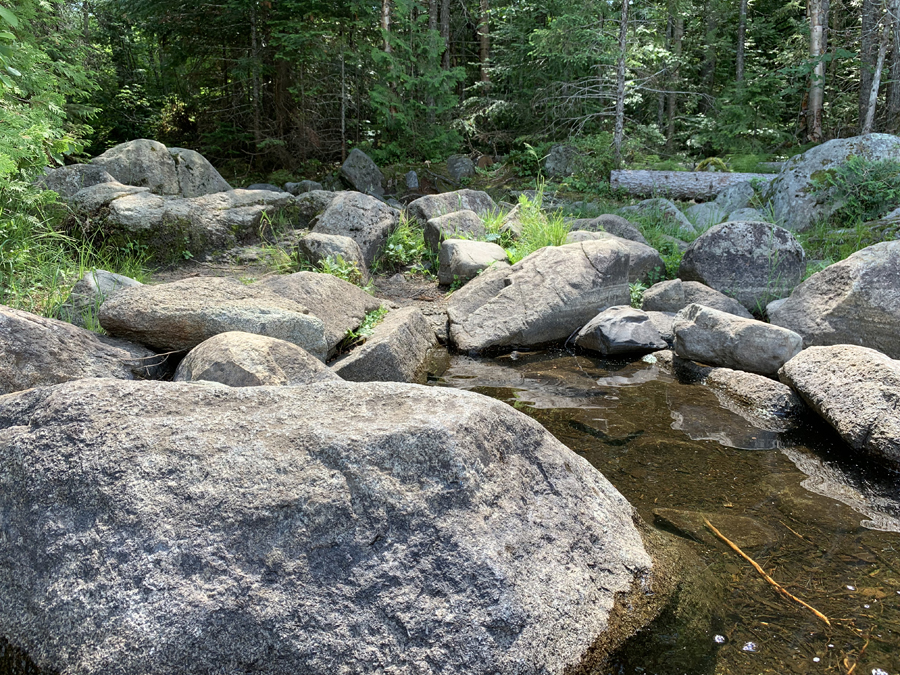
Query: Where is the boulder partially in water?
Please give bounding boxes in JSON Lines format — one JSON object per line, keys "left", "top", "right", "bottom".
{"left": 0, "top": 377, "right": 675, "bottom": 674}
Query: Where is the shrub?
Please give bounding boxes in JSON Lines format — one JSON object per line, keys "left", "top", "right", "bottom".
{"left": 811, "top": 156, "right": 900, "bottom": 227}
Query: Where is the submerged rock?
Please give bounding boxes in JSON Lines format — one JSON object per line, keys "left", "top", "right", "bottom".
{"left": 0, "top": 377, "right": 674, "bottom": 675}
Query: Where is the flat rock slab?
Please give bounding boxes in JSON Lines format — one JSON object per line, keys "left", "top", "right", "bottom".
{"left": 0, "top": 306, "right": 163, "bottom": 395}
{"left": 779, "top": 345, "right": 900, "bottom": 470}
{"left": 37, "top": 164, "right": 116, "bottom": 198}
{"left": 312, "top": 191, "right": 400, "bottom": 268}
{"left": 0, "top": 377, "right": 667, "bottom": 675}
{"left": 653, "top": 509, "right": 775, "bottom": 549}
{"left": 256, "top": 272, "right": 382, "bottom": 357}
{"left": 407, "top": 189, "right": 497, "bottom": 223}
{"left": 174, "top": 331, "right": 339, "bottom": 386}
{"left": 564, "top": 231, "right": 664, "bottom": 284}
{"left": 424, "top": 209, "right": 485, "bottom": 253}
{"left": 98, "top": 276, "right": 328, "bottom": 359}
{"left": 448, "top": 240, "right": 631, "bottom": 353}
{"left": 641, "top": 279, "right": 752, "bottom": 319}
{"left": 678, "top": 221, "right": 805, "bottom": 312}
{"left": 438, "top": 239, "right": 509, "bottom": 286}
{"left": 769, "top": 240, "right": 900, "bottom": 359}
{"left": 673, "top": 303, "right": 802, "bottom": 376}
{"left": 576, "top": 306, "right": 667, "bottom": 355}
{"left": 331, "top": 307, "right": 437, "bottom": 383}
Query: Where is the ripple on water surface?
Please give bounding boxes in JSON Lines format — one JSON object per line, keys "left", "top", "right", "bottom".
{"left": 434, "top": 350, "right": 900, "bottom": 675}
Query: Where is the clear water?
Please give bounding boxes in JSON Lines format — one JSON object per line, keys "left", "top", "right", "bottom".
{"left": 433, "top": 350, "right": 900, "bottom": 675}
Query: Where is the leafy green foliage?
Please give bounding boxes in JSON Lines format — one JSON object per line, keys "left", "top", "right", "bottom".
{"left": 339, "top": 306, "right": 389, "bottom": 351}
{"left": 503, "top": 186, "right": 570, "bottom": 264}
{"left": 318, "top": 254, "right": 365, "bottom": 287}
{"left": 810, "top": 156, "right": 900, "bottom": 227}
{"left": 629, "top": 281, "right": 647, "bottom": 309}
{"left": 373, "top": 215, "right": 434, "bottom": 275}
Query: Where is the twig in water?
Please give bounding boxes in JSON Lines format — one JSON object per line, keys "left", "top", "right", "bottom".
{"left": 845, "top": 638, "right": 869, "bottom": 675}
{"left": 704, "top": 518, "right": 831, "bottom": 626}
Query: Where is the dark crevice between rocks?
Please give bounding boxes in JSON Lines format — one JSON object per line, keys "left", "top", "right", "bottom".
{"left": 0, "top": 636, "right": 54, "bottom": 675}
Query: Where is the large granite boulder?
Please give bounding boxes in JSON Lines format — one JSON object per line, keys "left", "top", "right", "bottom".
{"left": 564, "top": 231, "right": 664, "bottom": 284}
{"left": 779, "top": 345, "right": 900, "bottom": 469}
{"left": 678, "top": 221, "right": 805, "bottom": 312}
{"left": 168, "top": 147, "right": 232, "bottom": 197}
{"left": 424, "top": 209, "right": 486, "bottom": 253}
{"left": 0, "top": 377, "right": 674, "bottom": 674}
{"left": 438, "top": 239, "right": 509, "bottom": 286}
{"left": 640, "top": 279, "right": 753, "bottom": 319}
{"left": 98, "top": 276, "right": 328, "bottom": 359}
{"left": 312, "top": 191, "right": 400, "bottom": 267}
{"left": 407, "top": 189, "right": 497, "bottom": 223}
{"left": 448, "top": 240, "right": 630, "bottom": 353}
{"left": 69, "top": 180, "right": 149, "bottom": 213}
{"left": 713, "top": 181, "right": 755, "bottom": 214}
{"left": 769, "top": 241, "right": 900, "bottom": 358}
{"left": 56, "top": 269, "right": 142, "bottom": 328}
{"left": 673, "top": 303, "right": 803, "bottom": 376}
{"left": 340, "top": 148, "right": 384, "bottom": 197}
{"left": 575, "top": 306, "right": 667, "bottom": 355}
{"left": 91, "top": 139, "right": 181, "bottom": 195}
{"left": 0, "top": 306, "right": 163, "bottom": 395}
{"left": 173, "top": 331, "right": 339, "bottom": 386}
{"left": 294, "top": 190, "right": 338, "bottom": 220}
{"left": 567, "top": 214, "right": 650, "bottom": 246}
{"left": 256, "top": 272, "right": 383, "bottom": 357}
{"left": 297, "top": 233, "right": 368, "bottom": 282}
{"left": 331, "top": 307, "right": 437, "bottom": 383}
{"left": 37, "top": 164, "right": 117, "bottom": 198}
{"left": 763, "top": 134, "right": 900, "bottom": 231}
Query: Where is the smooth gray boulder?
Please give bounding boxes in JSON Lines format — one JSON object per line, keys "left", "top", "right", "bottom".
{"left": 639, "top": 279, "right": 753, "bottom": 319}
{"left": 567, "top": 214, "right": 650, "bottom": 246}
{"left": 620, "top": 198, "right": 696, "bottom": 234}
{"left": 407, "top": 189, "right": 497, "bottom": 223}
{"left": 713, "top": 181, "right": 755, "bottom": 214}
{"left": 340, "top": 148, "right": 384, "bottom": 197}
{"left": 173, "top": 331, "right": 339, "bottom": 386}
{"left": 91, "top": 139, "right": 181, "bottom": 195}
{"left": 438, "top": 239, "right": 509, "bottom": 286}
{"left": 564, "top": 231, "right": 664, "bottom": 284}
{"left": 0, "top": 306, "right": 163, "bottom": 395}
{"left": 69, "top": 181, "right": 149, "bottom": 213}
{"left": 673, "top": 303, "right": 803, "bottom": 376}
{"left": 575, "top": 306, "right": 667, "bottom": 355}
{"left": 448, "top": 240, "right": 631, "bottom": 353}
{"left": 297, "top": 233, "right": 368, "bottom": 281}
{"left": 728, "top": 207, "right": 767, "bottom": 222}
{"left": 312, "top": 191, "right": 400, "bottom": 267}
{"left": 331, "top": 307, "right": 437, "bottom": 383}
{"left": 763, "top": 134, "right": 900, "bottom": 231}
{"left": 544, "top": 144, "right": 579, "bottom": 177}
{"left": 256, "top": 271, "right": 382, "bottom": 357}
{"left": 779, "top": 345, "right": 900, "bottom": 469}
{"left": 424, "top": 209, "right": 486, "bottom": 253}
{"left": 56, "top": 269, "right": 142, "bottom": 328}
{"left": 684, "top": 203, "right": 726, "bottom": 230}
{"left": 168, "top": 147, "right": 231, "bottom": 197}
{"left": 0, "top": 377, "right": 671, "bottom": 674}
{"left": 447, "top": 154, "right": 476, "bottom": 182}
{"left": 678, "top": 221, "right": 805, "bottom": 312}
{"left": 284, "top": 180, "right": 323, "bottom": 195}
{"left": 37, "top": 164, "right": 117, "bottom": 198}
{"left": 769, "top": 241, "right": 900, "bottom": 359}
{"left": 98, "top": 276, "right": 328, "bottom": 359}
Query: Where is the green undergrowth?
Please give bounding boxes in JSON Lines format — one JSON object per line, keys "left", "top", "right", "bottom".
{"left": 0, "top": 182, "right": 150, "bottom": 318}
{"left": 339, "top": 306, "right": 389, "bottom": 352}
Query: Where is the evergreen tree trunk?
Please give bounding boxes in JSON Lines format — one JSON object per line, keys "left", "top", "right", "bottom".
{"left": 479, "top": 0, "right": 490, "bottom": 83}
{"left": 427, "top": 0, "right": 438, "bottom": 123}
{"left": 863, "top": 19, "right": 891, "bottom": 133}
{"left": 382, "top": 0, "right": 392, "bottom": 53}
{"left": 701, "top": 3, "right": 717, "bottom": 107}
{"left": 250, "top": 1, "right": 262, "bottom": 153}
{"left": 666, "top": 12, "right": 683, "bottom": 151}
{"left": 860, "top": 0, "right": 878, "bottom": 129}
{"left": 889, "top": 0, "right": 900, "bottom": 128}
{"left": 440, "top": 0, "right": 450, "bottom": 70}
{"left": 736, "top": 0, "right": 748, "bottom": 82}
{"left": 807, "top": 0, "right": 829, "bottom": 142}
{"left": 613, "top": 0, "right": 629, "bottom": 168}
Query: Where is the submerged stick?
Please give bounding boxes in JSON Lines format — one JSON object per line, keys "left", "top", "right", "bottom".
{"left": 704, "top": 518, "right": 831, "bottom": 627}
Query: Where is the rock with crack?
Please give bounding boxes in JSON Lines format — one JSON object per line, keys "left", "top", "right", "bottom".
{"left": 0, "top": 306, "right": 165, "bottom": 395}
{"left": 331, "top": 307, "right": 437, "bottom": 383}
{"left": 91, "top": 139, "right": 181, "bottom": 195}
{"left": 98, "top": 276, "right": 328, "bottom": 359}
{"left": 174, "top": 331, "right": 339, "bottom": 386}
{"left": 0, "top": 377, "right": 677, "bottom": 674}
{"left": 448, "top": 240, "right": 631, "bottom": 353}
{"left": 564, "top": 231, "right": 664, "bottom": 284}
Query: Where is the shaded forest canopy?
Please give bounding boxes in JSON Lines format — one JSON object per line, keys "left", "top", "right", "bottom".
{"left": 1, "top": 0, "right": 899, "bottom": 179}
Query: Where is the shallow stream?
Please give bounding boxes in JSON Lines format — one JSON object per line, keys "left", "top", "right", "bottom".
{"left": 433, "top": 350, "right": 900, "bottom": 675}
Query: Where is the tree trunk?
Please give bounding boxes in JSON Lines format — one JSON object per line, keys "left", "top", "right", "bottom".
{"left": 736, "top": 0, "right": 748, "bottom": 82}
{"left": 478, "top": 0, "right": 490, "bottom": 83}
{"left": 250, "top": 1, "right": 262, "bottom": 152}
{"left": 381, "top": 0, "right": 392, "bottom": 53}
{"left": 613, "top": 0, "right": 629, "bottom": 168}
{"left": 701, "top": 3, "right": 717, "bottom": 106}
{"left": 427, "top": 0, "right": 438, "bottom": 124}
{"left": 888, "top": 0, "right": 900, "bottom": 126}
{"left": 863, "top": 19, "right": 892, "bottom": 133}
{"left": 440, "top": 0, "right": 450, "bottom": 70}
{"left": 807, "top": 0, "right": 829, "bottom": 142}
{"left": 610, "top": 170, "right": 775, "bottom": 200}
{"left": 666, "top": 13, "right": 684, "bottom": 151}
{"left": 860, "top": 0, "right": 878, "bottom": 129}
{"left": 341, "top": 30, "right": 347, "bottom": 161}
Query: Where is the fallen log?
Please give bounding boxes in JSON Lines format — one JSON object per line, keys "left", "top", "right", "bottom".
{"left": 610, "top": 170, "right": 776, "bottom": 201}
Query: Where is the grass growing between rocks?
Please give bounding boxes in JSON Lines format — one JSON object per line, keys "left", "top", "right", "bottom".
{"left": 339, "top": 306, "right": 389, "bottom": 351}
{"left": 623, "top": 204, "right": 698, "bottom": 279}
{"left": 0, "top": 183, "right": 150, "bottom": 318}
{"left": 374, "top": 213, "right": 436, "bottom": 277}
